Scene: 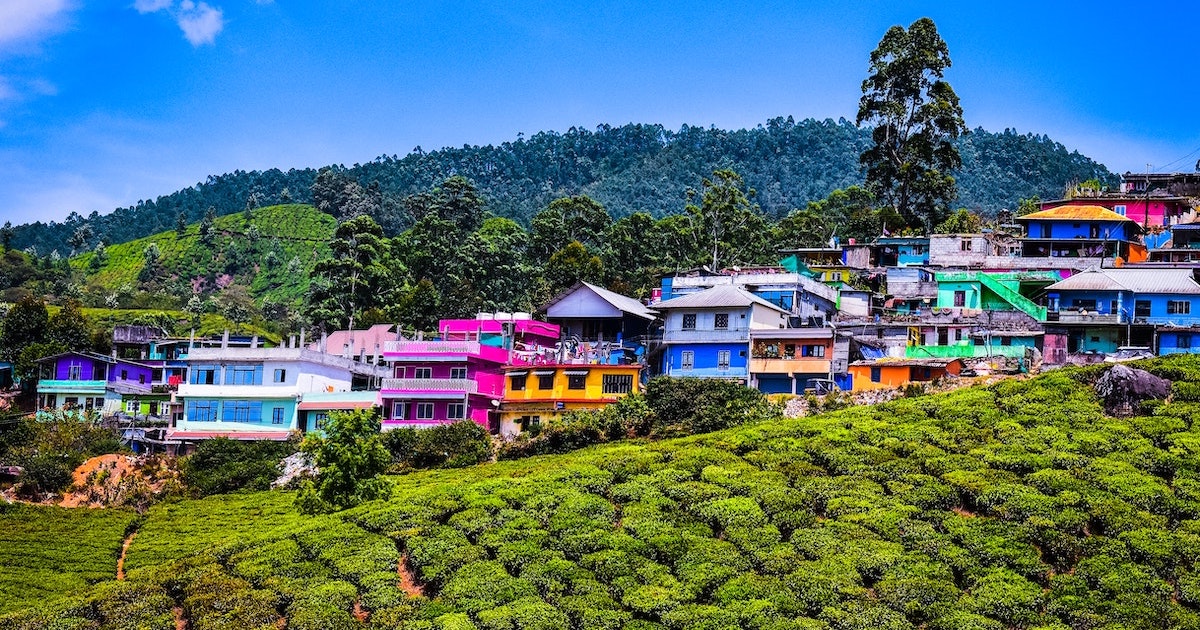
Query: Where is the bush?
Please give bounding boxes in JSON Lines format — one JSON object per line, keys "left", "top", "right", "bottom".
{"left": 644, "top": 377, "right": 780, "bottom": 437}
{"left": 386, "top": 421, "right": 493, "bottom": 470}
{"left": 179, "top": 436, "right": 297, "bottom": 496}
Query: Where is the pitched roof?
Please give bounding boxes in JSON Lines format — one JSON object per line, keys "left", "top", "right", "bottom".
{"left": 540, "top": 281, "right": 657, "bottom": 321}
{"left": 653, "top": 284, "right": 788, "bottom": 313}
{"left": 1045, "top": 268, "right": 1200, "bottom": 294}
{"left": 1016, "top": 205, "right": 1134, "bottom": 223}
{"left": 309, "top": 324, "right": 399, "bottom": 357}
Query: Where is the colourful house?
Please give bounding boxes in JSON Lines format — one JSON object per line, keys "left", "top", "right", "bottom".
{"left": 171, "top": 338, "right": 388, "bottom": 443}
{"left": 872, "top": 237, "right": 930, "bottom": 267}
{"left": 748, "top": 327, "right": 835, "bottom": 394}
{"left": 848, "top": 358, "right": 963, "bottom": 391}
{"left": 1016, "top": 205, "right": 1147, "bottom": 264}
{"left": 1044, "top": 268, "right": 1200, "bottom": 353}
{"left": 1044, "top": 194, "right": 1194, "bottom": 229}
{"left": 541, "top": 282, "right": 656, "bottom": 364}
{"left": 498, "top": 363, "right": 642, "bottom": 436}
{"left": 380, "top": 315, "right": 561, "bottom": 432}
{"left": 35, "top": 352, "right": 154, "bottom": 417}
{"left": 933, "top": 271, "right": 1055, "bottom": 321}
{"left": 657, "top": 285, "right": 790, "bottom": 382}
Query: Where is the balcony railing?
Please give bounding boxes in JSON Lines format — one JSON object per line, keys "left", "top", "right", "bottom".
{"left": 749, "top": 358, "right": 832, "bottom": 375}
{"left": 36, "top": 379, "right": 107, "bottom": 393}
{"left": 664, "top": 328, "right": 751, "bottom": 343}
{"left": 384, "top": 340, "right": 483, "bottom": 355}
{"left": 1047, "top": 311, "right": 1122, "bottom": 324}
{"left": 381, "top": 378, "right": 478, "bottom": 393}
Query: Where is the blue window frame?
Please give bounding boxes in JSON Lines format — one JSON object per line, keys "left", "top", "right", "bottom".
{"left": 190, "top": 365, "right": 220, "bottom": 385}
{"left": 186, "top": 399, "right": 219, "bottom": 421}
{"left": 272, "top": 407, "right": 285, "bottom": 424}
{"left": 225, "top": 365, "right": 263, "bottom": 385}
{"left": 222, "top": 401, "right": 263, "bottom": 423}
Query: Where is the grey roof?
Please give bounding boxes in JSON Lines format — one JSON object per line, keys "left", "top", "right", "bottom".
{"left": 1046, "top": 268, "right": 1200, "bottom": 294}
{"left": 654, "top": 284, "right": 788, "bottom": 313}
{"left": 547, "top": 282, "right": 657, "bottom": 321}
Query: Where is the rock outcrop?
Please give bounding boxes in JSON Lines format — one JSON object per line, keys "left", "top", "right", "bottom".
{"left": 1094, "top": 364, "right": 1171, "bottom": 416}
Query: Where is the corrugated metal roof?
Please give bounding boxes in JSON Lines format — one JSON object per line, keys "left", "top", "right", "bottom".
{"left": 1016, "top": 205, "right": 1133, "bottom": 222}
{"left": 1046, "top": 268, "right": 1200, "bottom": 294}
{"left": 580, "top": 282, "right": 658, "bottom": 320}
{"left": 850, "top": 358, "right": 962, "bottom": 367}
{"left": 654, "top": 284, "right": 788, "bottom": 313}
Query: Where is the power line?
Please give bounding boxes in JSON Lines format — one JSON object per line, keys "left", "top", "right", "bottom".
{"left": 1152, "top": 142, "right": 1200, "bottom": 172}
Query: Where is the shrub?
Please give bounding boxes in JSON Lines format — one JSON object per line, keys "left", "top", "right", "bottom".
{"left": 179, "top": 436, "right": 297, "bottom": 496}
{"left": 644, "top": 377, "right": 781, "bottom": 437}
{"left": 388, "top": 421, "right": 493, "bottom": 469}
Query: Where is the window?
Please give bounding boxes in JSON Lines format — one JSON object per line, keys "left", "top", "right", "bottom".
{"left": 682, "top": 314, "right": 697, "bottom": 330}
{"left": 510, "top": 374, "right": 527, "bottom": 391}
{"left": 714, "top": 313, "right": 729, "bottom": 329}
{"left": 392, "top": 401, "right": 405, "bottom": 420}
{"left": 681, "top": 351, "right": 695, "bottom": 370}
{"left": 518, "top": 416, "right": 541, "bottom": 432}
{"left": 186, "top": 399, "right": 219, "bottom": 422}
{"left": 960, "top": 239, "right": 973, "bottom": 251}
{"left": 783, "top": 344, "right": 796, "bottom": 359}
{"left": 94, "top": 397, "right": 104, "bottom": 409}
{"left": 121, "top": 369, "right": 128, "bottom": 380}
{"left": 64, "top": 396, "right": 79, "bottom": 409}
{"left": 222, "top": 401, "right": 262, "bottom": 423}
{"left": 315, "top": 413, "right": 328, "bottom": 429}
{"left": 1169, "top": 300, "right": 1191, "bottom": 315}
{"left": 954, "top": 291, "right": 966, "bottom": 307}
{"left": 414, "top": 367, "right": 432, "bottom": 379}
{"left": 1089, "top": 224, "right": 1100, "bottom": 238}
{"left": 68, "top": 363, "right": 82, "bottom": 380}
{"left": 1074, "top": 299, "right": 1097, "bottom": 311}
{"left": 603, "top": 374, "right": 634, "bottom": 394}
{"left": 1177, "top": 334, "right": 1193, "bottom": 349}
{"left": 538, "top": 373, "right": 554, "bottom": 389}
{"left": 416, "top": 403, "right": 434, "bottom": 420}
{"left": 450, "top": 367, "right": 467, "bottom": 380}
{"left": 567, "top": 374, "right": 587, "bottom": 390}
{"left": 272, "top": 407, "right": 285, "bottom": 425}
{"left": 1114, "top": 205, "right": 1127, "bottom": 216}
{"left": 870, "top": 367, "right": 882, "bottom": 383}
{"left": 717, "top": 350, "right": 731, "bottom": 370}
{"left": 224, "top": 365, "right": 262, "bottom": 385}
{"left": 1135, "top": 300, "right": 1151, "bottom": 317}
{"left": 138, "top": 374, "right": 146, "bottom": 384}
{"left": 447, "top": 403, "right": 466, "bottom": 420}
{"left": 125, "top": 400, "right": 139, "bottom": 413}
{"left": 273, "top": 369, "right": 286, "bottom": 383}
{"left": 801, "top": 344, "right": 826, "bottom": 358}
{"left": 830, "top": 272, "right": 843, "bottom": 282}
{"left": 1001, "top": 336, "right": 1012, "bottom": 346}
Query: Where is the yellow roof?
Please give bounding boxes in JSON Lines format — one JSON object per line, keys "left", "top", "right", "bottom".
{"left": 1017, "top": 204, "right": 1133, "bottom": 222}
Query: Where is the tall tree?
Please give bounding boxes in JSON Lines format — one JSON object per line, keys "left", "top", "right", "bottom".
{"left": 857, "top": 17, "right": 966, "bottom": 230}
{"left": 0, "top": 222, "right": 13, "bottom": 253}
{"left": 0, "top": 295, "right": 49, "bottom": 363}
{"left": 46, "top": 299, "right": 93, "bottom": 352}
{"left": 296, "top": 408, "right": 391, "bottom": 514}
{"left": 529, "top": 195, "right": 612, "bottom": 261}
{"left": 306, "top": 215, "right": 396, "bottom": 330}
{"left": 682, "top": 169, "right": 772, "bottom": 270}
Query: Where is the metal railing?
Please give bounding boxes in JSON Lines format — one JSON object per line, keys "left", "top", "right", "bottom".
{"left": 380, "top": 378, "right": 478, "bottom": 393}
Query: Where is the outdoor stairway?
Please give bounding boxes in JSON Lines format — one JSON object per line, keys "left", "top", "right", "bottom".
{"left": 977, "top": 273, "right": 1047, "bottom": 321}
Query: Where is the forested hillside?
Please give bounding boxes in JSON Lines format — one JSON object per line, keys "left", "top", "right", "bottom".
{"left": 3, "top": 357, "right": 1200, "bottom": 628}
{"left": 9, "top": 120, "right": 1114, "bottom": 255}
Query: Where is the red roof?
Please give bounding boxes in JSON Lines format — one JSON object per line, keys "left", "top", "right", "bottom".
{"left": 166, "top": 430, "right": 291, "bottom": 441}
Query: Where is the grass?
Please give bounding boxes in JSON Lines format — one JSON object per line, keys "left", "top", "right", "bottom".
{"left": 4, "top": 356, "right": 1200, "bottom": 628}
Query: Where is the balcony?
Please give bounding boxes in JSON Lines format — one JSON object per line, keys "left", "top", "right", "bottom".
{"left": 664, "top": 328, "right": 751, "bottom": 343}
{"left": 1047, "top": 311, "right": 1123, "bottom": 324}
{"left": 381, "top": 378, "right": 478, "bottom": 394}
{"left": 36, "top": 379, "right": 107, "bottom": 394}
{"left": 749, "top": 358, "right": 831, "bottom": 375}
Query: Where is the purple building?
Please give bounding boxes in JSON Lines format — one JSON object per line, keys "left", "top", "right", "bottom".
{"left": 381, "top": 315, "right": 561, "bottom": 432}
{"left": 35, "top": 351, "right": 154, "bottom": 416}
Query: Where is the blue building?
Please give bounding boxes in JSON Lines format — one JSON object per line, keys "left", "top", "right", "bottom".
{"left": 656, "top": 285, "right": 789, "bottom": 381}
{"left": 1016, "top": 205, "right": 1146, "bottom": 264}
{"left": 872, "top": 237, "right": 930, "bottom": 267}
{"left": 1045, "top": 268, "right": 1200, "bottom": 353}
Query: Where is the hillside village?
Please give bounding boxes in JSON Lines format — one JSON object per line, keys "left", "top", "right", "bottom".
{"left": 18, "top": 170, "right": 1200, "bottom": 454}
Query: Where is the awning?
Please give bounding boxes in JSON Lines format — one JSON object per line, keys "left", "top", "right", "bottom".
{"left": 564, "top": 369, "right": 590, "bottom": 376}
{"left": 297, "top": 400, "right": 377, "bottom": 411}
{"left": 506, "top": 371, "right": 529, "bottom": 377}
{"left": 532, "top": 369, "right": 556, "bottom": 376}
{"left": 166, "top": 430, "right": 291, "bottom": 441}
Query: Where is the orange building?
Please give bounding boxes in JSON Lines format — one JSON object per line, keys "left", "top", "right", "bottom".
{"left": 499, "top": 364, "right": 642, "bottom": 436}
{"left": 848, "top": 358, "right": 963, "bottom": 391}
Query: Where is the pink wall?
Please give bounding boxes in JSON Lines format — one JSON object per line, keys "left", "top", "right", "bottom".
{"left": 1054, "top": 198, "right": 1191, "bottom": 227}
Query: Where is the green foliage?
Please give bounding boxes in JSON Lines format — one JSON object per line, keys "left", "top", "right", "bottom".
{"left": 0, "top": 413, "right": 125, "bottom": 498}
{"left": 858, "top": 17, "right": 966, "bottom": 229}
{"left": 297, "top": 408, "right": 391, "bottom": 513}
{"left": 179, "top": 437, "right": 299, "bottom": 496}
{"left": 644, "top": 377, "right": 781, "bottom": 436}
{"left": 383, "top": 421, "right": 494, "bottom": 470}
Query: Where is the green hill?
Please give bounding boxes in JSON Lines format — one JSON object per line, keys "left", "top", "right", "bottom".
{"left": 71, "top": 204, "right": 335, "bottom": 306}
{"left": 5, "top": 357, "right": 1200, "bottom": 628}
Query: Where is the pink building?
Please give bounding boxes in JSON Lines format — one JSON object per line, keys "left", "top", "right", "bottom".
{"left": 380, "top": 315, "right": 561, "bottom": 432}
{"left": 1044, "top": 196, "right": 1194, "bottom": 229}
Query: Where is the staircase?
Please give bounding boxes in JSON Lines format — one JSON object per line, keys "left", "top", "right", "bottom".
{"left": 976, "top": 273, "right": 1047, "bottom": 321}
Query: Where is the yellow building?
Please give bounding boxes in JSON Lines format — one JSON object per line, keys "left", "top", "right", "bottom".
{"left": 499, "top": 364, "right": 642, "bottom": 436}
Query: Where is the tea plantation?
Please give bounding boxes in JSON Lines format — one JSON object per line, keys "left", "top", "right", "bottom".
{"left": 4, "top": 357, "right": 1200, "bottom": 629}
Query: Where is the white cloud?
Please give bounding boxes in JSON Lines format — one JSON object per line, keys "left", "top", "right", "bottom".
{"left": 133, "top": 0, "right": 225, "bottom": 47}
{"left": 176, "top": 1, "right": 224, "bottom": 46}
{"left": 134, "top": 0, "right": 174, "bottom": 13}
{"left": 0, "top": 0, "right": 72, "bottom": 49}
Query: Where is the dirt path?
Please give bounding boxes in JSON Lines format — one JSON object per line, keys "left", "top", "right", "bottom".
{"left": 116, "top": 531, "right": 138, "bottom": 580}
{"left": 397, "top": 554, "right": 423, "bottom": 598}
{"left": 352, "top": 597, "right": 370, "bottom": 622}
{"left": 173, "top": 607, "right": 188, "bottom": 630}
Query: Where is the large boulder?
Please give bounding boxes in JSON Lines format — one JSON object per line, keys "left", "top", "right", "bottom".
{"left": 1094, "top": 364, "right": 1171, "bottom": 415}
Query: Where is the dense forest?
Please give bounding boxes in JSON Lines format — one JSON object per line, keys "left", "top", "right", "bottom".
{"left": 8, "top": 120, "right": 1115, "bottom": 256}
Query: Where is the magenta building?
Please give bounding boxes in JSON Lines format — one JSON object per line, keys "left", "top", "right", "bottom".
{"left": 381, "top": 315, "right": 561, "bottom": 431}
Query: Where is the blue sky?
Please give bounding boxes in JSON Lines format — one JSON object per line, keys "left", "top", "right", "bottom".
{"left": 1, "top": 1, "right": 1198, "bottom": 225}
